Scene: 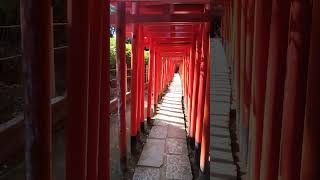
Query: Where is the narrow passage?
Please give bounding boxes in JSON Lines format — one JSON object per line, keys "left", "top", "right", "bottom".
{"left": 133, "top": 74, "right": 192, "bottom": 180}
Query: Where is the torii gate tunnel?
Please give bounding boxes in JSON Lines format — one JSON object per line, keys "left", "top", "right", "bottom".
{"left": 16, "top": 0, "right": 320, "bottom": 179}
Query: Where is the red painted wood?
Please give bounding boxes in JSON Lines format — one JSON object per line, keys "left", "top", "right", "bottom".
{"left": 87, "top": 0, "right": 103, "bottom": 179}
{"left": 116, "top": 1, "right": 127, "bottom": 167}
{"left": 188, "top": 41, "right": 196, "bottom": 134}
{"left": 147, "top": 45, "right": 154, "bottom": 120}
{"left": 259, "top": 0, "right": 290, "bottom": 179}
{"left": 195, "top": 23, "right": 209, "bottom": 145}
{"left": 20, "top": 0, "right": 53, "bottom": 179}
{"left": 300, "top": 2, "right": 320, "bottom": 178}
{"left": 190, "top": 25, "right": 203, "bottom": 139}
{"left": 66, "top": 0, "right": 91, "bottom": 179}
{"left": 279, "top": 1, "right": 312, "bottom": 179}
{"left": 250, "top": 0, "right": 272, "bottom": 179}
{"left": 131, "top": 20, "right": 139, "bottom": 136}
{"left": 199, "top": 43, "right": 210, "bottom": 175}
{"left": 98, "top": 1, "right": 110, "bottom": 179}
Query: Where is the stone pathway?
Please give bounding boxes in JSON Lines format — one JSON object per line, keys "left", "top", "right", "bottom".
{"left": 133, "top": 74, "right": 192, "bottom": 180}
{"left": 210, "top": 38, "right": 237, "bottom": 179}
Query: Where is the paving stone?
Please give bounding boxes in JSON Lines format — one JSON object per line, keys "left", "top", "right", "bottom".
{"left": 157, "top": 110, "right": 184, "bottom": 119}
{"left": 166, "top": 155, "right": 192, "bottom": 180}
{"left": 138, "top": 139, "right": 165, "bottom": 167}
{"left": 168, "top": 125, "right": 186, "bottom": 139}
{"left": 133, "top": 167, "right": 161, "bottom": 180}
{"left": 211, "top": 138, "right": 232, "bottom": 152}
{"left": 211, "top": 119, "right": 229, "bottom": 128}
{"left": 166, "top": 138, "right": 188, "bottom": 155}
{"left": 149, "top": 126, "right": 168, "bottom": 139}
{"left": 211, "top": 150, "right": 234, "bottom": 164}
{"left": 211, "top": 126, "right": 230, "bottom": 138}
{"left": 210, "top": 162, "right": 237, "bottom": 179}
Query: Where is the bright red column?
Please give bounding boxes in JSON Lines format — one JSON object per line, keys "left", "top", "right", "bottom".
{"left": 190, "top": 25, "right": 203, "bottom": 143}
{"left": 259, "top": 0, "right": 290, "bottom": 179}
{"left": 130, "top": 9, "right": 139, "bottom": 150}
{"left": 116, "top": 1, "right": 127, "bottom": 170}
{"left": 249, "top": 0, "right": 272, "bottom": 179}
{"left": 20, "top": 0, "right": 53, "bottom": 179}
{"left": 194, "top": 23, "right": 209, "bottom": 167}
{"left": 154, "top": 50, "right": 158, "bottom": 111}
{"left": 98, "top": 1, "right": 110, "bottom": 179}
{"left": 139, "top": 32, "right": 145, "bottom": 130}
{"left": 147, "top": 43, "right": 155, "bottom": 123}
{"left": 87, "top": 0, "right": 103, "bottom": 179}
{"left": 188, "top": 42, "right": 196, "bottom": 133}
{"left": 300, "top": 2, "right": 320, "bottom": 178}
{"left": 279, "top": 1, "right": 312, "bottom": 179}
{"left": 199, "top": 44, "right": 210, "bottom": 178}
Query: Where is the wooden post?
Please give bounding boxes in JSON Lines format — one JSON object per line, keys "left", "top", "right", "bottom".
{"left": 248, "top": 0, "right": 272, "bottom": 179}
{"left": 20, "top": 0, "right": 53, "bottom": 179}
{"left": 300, "top": 1, "right": 320, "bottom": 178}
{"left": 279, "top": 1, "right": 312, "bottom": 179}
{"left": 98, "top": 1, "right": 110, "bottom": 179}
{"left": 190, "top": 25, "right": 203, "bottom": 144}
{"left": 130, "top": 2, "right": 139, "bottom": 151}
{"left": 259, "top": 0, "right": 290, "bottom": 179}
{"left": 87, "top": 0, "right": 103, "bottom": 179}
{"left": 116, "top": 1, "right": 127, "bottom": 170}
{"left": 195, "top": 23, "right": 209, "bottom": 168}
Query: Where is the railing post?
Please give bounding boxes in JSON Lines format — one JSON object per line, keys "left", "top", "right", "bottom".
{"left": 20, "top": 0, "right": 53, "bottom": 179}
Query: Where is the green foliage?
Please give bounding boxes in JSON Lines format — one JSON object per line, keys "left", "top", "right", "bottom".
{"left": 110, "top": 37, "right": 148, "bottom": 69}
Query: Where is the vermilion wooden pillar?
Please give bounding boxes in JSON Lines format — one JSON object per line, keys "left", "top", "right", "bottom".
{"left": 279, "top": 1, "right": 312, "bottom": 179}
{"left": 66, "top": 0, "right": 91, "bottom": 179}
{"left": 259, "top": 0, "right": 290, "bottom": 179}
{"left": 147, "top": 43, "right": 155, "bottom": 124}
{"left": 130, "top": 3, "right": 139, "bottom": 151}
{"left": 300, "top": 2, "right": 320, "bottom": 178}
{"left": 190, "top": 26, "right": 203, "bottom": 143}
{"left": 154, "top": 49, "right": 159, "bottom": 111}
{"left": 199, "top": 41, "right": 210, "bottom": 179}
{"left": 249, "top": 0, "right": 272, "bottom": 179}
{"left": 187, "top": 45, "right": 195, "bottom": 125}
{"left": 20, "top": 0, "right": 53, "bottom": 179}
{"left": 98, "top": 1, "right": 110, "bottom": 179}
{"left": 139, "top": 31, "right": 145, "bottom": 131}
{"left": 195, "top": 23, "right": 209, "bottom": 167}
{"left": 116, "top": 1, "right": 127, "bottom": 170}
{"left": 87, "top": 0, "right": 103, "bottom": 179}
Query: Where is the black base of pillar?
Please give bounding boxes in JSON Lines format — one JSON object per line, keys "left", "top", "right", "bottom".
{"left": 147, "top": 117, "right": 153, "bottom": 126}
{"left": 189, "top": 137, "right": 195, "bottom": 150}
{"left": 194, "top": 142, "right": 201, "bottom": 169}
{"left": 140, "top": 122, "right": 145, "bottom": 133}
{"left": 131, "top": 136, "right": 137, "bottom": 154}
{"left": 120, "top": 156, "right": 127, "bottom": 172}
{"left": 199, "top": 161, "right": 210, "bottom": 180}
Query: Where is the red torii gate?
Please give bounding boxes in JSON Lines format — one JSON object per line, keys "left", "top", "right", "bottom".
{"left": 20, "top": 0, "right": 215, "bottom": 179}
